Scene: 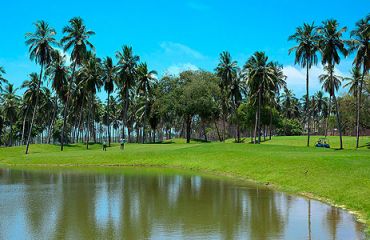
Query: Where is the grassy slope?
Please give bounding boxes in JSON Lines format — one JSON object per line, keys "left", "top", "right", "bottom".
{"left": 0, "top": 136, "right": 369, "bottom": 232}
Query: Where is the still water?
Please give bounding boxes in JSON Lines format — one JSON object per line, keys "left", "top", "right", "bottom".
{"left": 0, "top": 168, "right": 365, "bottom": 240}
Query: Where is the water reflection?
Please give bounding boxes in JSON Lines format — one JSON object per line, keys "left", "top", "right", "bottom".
{"left": 0, "top": 168, "right": 365, "bottom": 239}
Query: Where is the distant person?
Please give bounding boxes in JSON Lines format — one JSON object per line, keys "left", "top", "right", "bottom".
{"left": 103, "top": 140, "right": 107, "bottom": 151}
{"left": 120, "top": 138, "right": 126, "bottom": 150}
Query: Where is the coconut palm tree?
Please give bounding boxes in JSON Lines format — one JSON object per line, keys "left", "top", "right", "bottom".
{"left": 348, "top": 15, "right": 370, "bottom": 148}
{"left": 1, "top": 84, "right": 19, "bottom": 146}
{"left": 318, "top": 19, "right": 348, "bottom": 149}
{"left": 20, "top": 73, "right": 39, "bottom": 144}
{"left": 25, "top": 20, "right": 57, "bottom": 154}
{"left": 60, "top": 17, "right": 95, "bottom": 151}
{"left": 319, "top": 65, "right": 343, "bottom": 141}
{"left": 115, "top": 45, "right": 139, "bottom": 139}
{"left": 0, "top": 66, "right": 8, "bottom": 92}
{"left": 215, "top": 51, "right": 238, "bottom": 141}
{"left": 289, "top": 22, "right": 320, "bottom": 147}
{"left": 45, "top": 50, "right": 69, "bottom": 100}
{"left": 244, "top": 51, "right": 275, "bottom": 144}
{"left": 314, "top": 90, "right": 328, "bottom": 133}
{"left": 78, "top": 53, "right": 103, "bottom": 149}
{"left": 136, "top": 62, "right": 157, "bottom": 143}
{"left": 102, "top": 57, "right": 116, "bottom": 146}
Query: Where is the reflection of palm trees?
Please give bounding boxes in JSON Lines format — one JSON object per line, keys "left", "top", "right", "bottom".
{"left": 326, "top": 207, "right": 342, "bottom": 240}
{"left": 0, "top": 169, "right": 363, "bottom": 239}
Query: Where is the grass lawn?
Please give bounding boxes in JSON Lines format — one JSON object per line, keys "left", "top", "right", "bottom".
{"left": 0, "top": 135, "right": 370, "bottom": 233}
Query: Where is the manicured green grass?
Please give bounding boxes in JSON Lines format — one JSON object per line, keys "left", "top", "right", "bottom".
{"left": 0, "top": 136, "right": 370, "bottom": 233}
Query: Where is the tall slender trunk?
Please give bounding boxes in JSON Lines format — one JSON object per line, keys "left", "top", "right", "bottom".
{"left": 142, "top": 102, "right": 147, "bottom": 144}
{"left": 257, "top": 88, "right": 262, "bottom": 144}
{"left": 9, "top": 123, "right": 13, "bottom": 147}
{"left": 122, "top": 90, "right": 129, "bottom": 139}
{"left": 86, "top": 97, "right": 91, "bottom": 149}
{"left": 107, "top": 91, "right": 111, "bottom": 147}
{"left": 253, "top": 107, "right": 258, "bottom": 144}
{"left": 25, "top": 63, "right": 43, "bottom": 154}
{"left": 356, "top": 66, "right": 365, "bottom": 148}
{"left": 21, "top": 106, "right": 30, "bottom": 145}
{"left": 47, "top": 96, "right": 58, "bottom": 144}
{"left": 306, "top": 64, "right": 310, "bottom": 147}
{"left": 333, "top": 93, "right": 343, "bottom": 149}
{"left": 61, "top": 63, "right": 77, "bottom": 151}
{"left": 186, "top": 115, "right": 191, "bottom": 143}
{"left": 269, "top": 111, "right": 272, "bottom": 140}
{"left": 325, "top": 96, "right": 331, "bottom": 137}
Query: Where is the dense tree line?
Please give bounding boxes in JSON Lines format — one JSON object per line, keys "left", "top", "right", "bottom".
{"left": 0, "top": 15, "right": 369, "bottom": 152}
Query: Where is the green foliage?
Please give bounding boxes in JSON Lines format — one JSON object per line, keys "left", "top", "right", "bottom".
{"left": 276, "top": 118, "right": 303, "bottom": 136}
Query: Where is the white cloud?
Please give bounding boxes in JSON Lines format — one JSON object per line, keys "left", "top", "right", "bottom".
{"left": 164, "top": 63, "right": 199, "bottom": 76}
{"left": 160, "top": 42, "right": 205, "bottom": 60}
{"left": 283, "top": 64, "right": 350, "bottom": 97}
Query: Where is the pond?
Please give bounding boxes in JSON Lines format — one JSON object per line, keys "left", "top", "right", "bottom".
{"left": 0, "top": 167, "right": 365, "bottom": 239}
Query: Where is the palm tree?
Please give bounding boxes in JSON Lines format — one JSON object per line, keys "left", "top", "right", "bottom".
{"left": 319, "top": 65, "right": 342, "bottom": 141}
{"left": 314, "top": 90, "right": 328, "bottom": 133}
{"left": 215, "top": 51, "right": 238, "bottom": 141}
{"left": 348, "top": 15, "right": 370, "bottom": 148}
{"left": 102, "top": 57, "right": 116, "bottom": 146}
{"left": 60, "top": 17, "right": 95, "bottom": 151}
{"left": 1, "top": 84, "right": 19, "bottom": 146}
{"left": 244, "top": 51, "right": 275, "bottom": 143}
{"left": 0, "top": 66, "right": 8, "bottom": 92}
{"left": 288, "top": 22, "right": 320, "bottom": 147}
{"left": 115, "top": 45, "right": 139, "bottom": 139}
{"left": 137, "top": 62, "right": 157, "bottom": 143}
{"left": 45, "top": 50, "right": 69, "bottom": 100}
{"left": 25, "top": 20, "right": 57, "bottom": 154}
{"left": 318, "top": 19, "right": 348, "bottom": 149}
{"left": 20, "top": 73, "right": 39, "bottom": 144}
{"left": 78, "top": 53, "right": 103, "bottom": 149}
{"left": 280, "top": 88, "right": 300, "bottom": 119}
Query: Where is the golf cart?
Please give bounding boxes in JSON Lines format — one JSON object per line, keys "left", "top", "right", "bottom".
{"left": 315, "top": 138, "right": 330, "bottom": 148}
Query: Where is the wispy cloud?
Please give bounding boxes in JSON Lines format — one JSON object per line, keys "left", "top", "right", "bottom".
{"left": 186, "top": 1, "right": 210, "bottom": 11}
{"left": 160, "top": 41, "right": 205, "bottom": 60}
{"left": 164, "top": 63, "right": 199, "bottom": 76}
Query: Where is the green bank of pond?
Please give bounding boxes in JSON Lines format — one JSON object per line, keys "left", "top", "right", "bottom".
{"left": 0, "top": 166, "right": 366, "bottom": 239}
{"left": 0, "top": 136, "right": 369, "bottom": 237}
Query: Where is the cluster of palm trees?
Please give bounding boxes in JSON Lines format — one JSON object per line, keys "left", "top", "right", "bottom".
{"left": 0, "top": 15, "right": 369, "bottom": 152}
{"left": 289, "top": 16, "right": 370, "bottom": 149}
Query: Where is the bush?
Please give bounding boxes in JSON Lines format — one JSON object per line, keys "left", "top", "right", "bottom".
{"left": 276, "top": 118, "right": 303, "bottom": 136}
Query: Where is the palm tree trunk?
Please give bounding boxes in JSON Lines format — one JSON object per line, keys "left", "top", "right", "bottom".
{"left": 214, "top": 120, "right": 222, "bottom": 142}
{"left": 9, "top": 123, "right": 13, "bottom": 147}
{"left": 333, "top": 93, "right": 343, "bottom": 149}
{"left": 25, "top": 64, "right": 43, "bottom": 154}
{"left": 325, "top": 96, "right": 331, "bottom": 138}
{"left": 21, "top": 106, "right": 30, "bottom": 145}
{"left": 253, "top": 107, "right": 258, "bottom": 144}
{"left": 47, "top": 96, "right": 58, "bottom": 144}
{"left": 107, "top": 91, "right": 111, "bottom": 147}
{"left": 142, "top": 102, "right": 147, "bottom": 144}
{"left": 257, "top": 89, "right": 262, "bottom": 144}
{"left": 269, "top": 111, "right": 272, "bottom": 140}
{"left": 86, "top": 98, "right": 90, "bottom": 149}
{"left": 356, "top": 66, "right": 365, "bottom": 148}
{"left": 186, "top": 115, "right": 191, "bottom": 143}
{"left": 61, "top": 62, "right": 77, "bottom": 151}
{"left": 306, "top": 64, "right": 310, "bottom": 147}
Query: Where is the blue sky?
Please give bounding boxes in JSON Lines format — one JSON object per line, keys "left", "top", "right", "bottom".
{"left": 1, "top": 0, "right": 369, "bottom": 97}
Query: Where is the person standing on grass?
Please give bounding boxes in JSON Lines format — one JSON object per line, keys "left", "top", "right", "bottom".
{"left": 103, "top": 140, "right": 107, "bottom": 151}
{"left": 120, "top": 138, "right": 126, "bottom": 150}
